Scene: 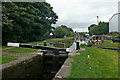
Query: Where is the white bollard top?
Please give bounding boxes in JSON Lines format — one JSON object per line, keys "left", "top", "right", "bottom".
{"left": 7, "top": 42, "right": 20, "bottom": 47}
{"left": 88, "top": 55, "right": 90, "bottom": 58}
{"left": 66, "top": 48, "right": 70, "bottom": 52}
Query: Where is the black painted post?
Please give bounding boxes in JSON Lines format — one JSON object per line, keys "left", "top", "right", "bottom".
{"left": 44, "top": 41, "right": 47, "bottom": 46}
{"left": 76, "top": 41, "right": 80, "bottom": 50}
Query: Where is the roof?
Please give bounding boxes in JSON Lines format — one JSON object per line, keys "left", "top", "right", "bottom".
{"left": 109, "top": 13, "right": 120, "bottom": 21}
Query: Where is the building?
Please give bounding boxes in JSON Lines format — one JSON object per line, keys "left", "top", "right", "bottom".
{"left": 109, "top": 13, "right": 120, "bottom": 33}
{"left": 109, "top": 1, "right": 120, "bottom": 33}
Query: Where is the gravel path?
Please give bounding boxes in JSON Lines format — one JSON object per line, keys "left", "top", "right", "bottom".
{"left": 2, "top": 47, "right": 16, "bottom": 50}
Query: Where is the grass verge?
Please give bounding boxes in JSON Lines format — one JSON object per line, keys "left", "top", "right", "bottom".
{"left": 29, "top": 37, "right": 73, "bottom": 46}
{"left": 2, "top": 47, "right": 38, "bottom": 58}
{"left": 2, "top": 57, "right": 17, "bottom": 64}
{"left": 94, "top": 40, "right": 119, "bottom": 48}
{"left": 67, "top": 47, "right": 118, "bottom": 78}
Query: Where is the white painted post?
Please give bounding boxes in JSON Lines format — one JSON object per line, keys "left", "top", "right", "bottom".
{"left": 88, "top": 55, "right": 90, "bottom": 58}
{"left": 66, "top": 48, "right": 70, "bottom": 52}
{"left": 7, "top": 42, "right": 20, "bottom": 47}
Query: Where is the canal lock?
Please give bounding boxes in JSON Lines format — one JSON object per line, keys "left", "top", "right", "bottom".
{"left": 42, "top": 49, "right": 68, "bottom": 80}
{"left": 2, "top": 39, "right": 73, "bottom": 79}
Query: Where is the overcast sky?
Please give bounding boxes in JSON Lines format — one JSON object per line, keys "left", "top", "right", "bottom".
{"left": 46, "top": 0, "right": 119, "bottom": 32}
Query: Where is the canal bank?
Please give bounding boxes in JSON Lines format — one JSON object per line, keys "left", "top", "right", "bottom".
{"left": 2, "top": 53, "right": 43, "bottom": 79}
{"left": 53, "top": 48, "right": 85, "bottom": 80}
{"left": 65, "top": 47, "right": 118, "bottom": 79}
{"left": 2, "top": 38, "right": 74, "bottom": 79}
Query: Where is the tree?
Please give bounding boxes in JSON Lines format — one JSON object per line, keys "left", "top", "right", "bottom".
{"left": 53, "top": 25, "right": 74, "bottom": 38}
{"left": 89, "top": 25, "right": 99, "bottom": 35}
{"left": 2, "top": 2, "right": 58, "bottom": 45}
{"left": 53, "top": 27, "right": 66, "bottom": 38}
{"left": 88, "top": 24, "right": 96, "bottom": 31}
{"left": 88, "top": 22, "right": 109, "bottom": 36}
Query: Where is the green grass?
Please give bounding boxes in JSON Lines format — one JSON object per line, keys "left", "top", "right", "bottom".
{"left": 3, "top": 47, "right": 38, "bottom": 53}
{"left": 94, "top": 40, "right": 119, "bottom": 48}
{"left": 29, "top": 37, "right": 73, "bottom": 46}
{"left": 2, "top": 47, "right": 38, "bottom": 64}
{"left": 2, "top": 46, "right": 11, "bottom": 49}
{"left": 2, "top": 57, "right": 17, "bottom": 64}
{"left": 68, "top": 47, "right": 118, "bottom": 78}
{"left": 21, "top": 37, "right": 73, "bottom": 48}
{"left": 53, "top": 39, "right": 73, "bottom": 48}
{"left": 46, "top": 37, "right": 73, "bottom": 43}
{"left": 2, "top": 47, "right": 38, "bottom": 58}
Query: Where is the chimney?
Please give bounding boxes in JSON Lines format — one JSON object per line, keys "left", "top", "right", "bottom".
{"left": 97, "top": 16, "right": 99, "bottom": 25}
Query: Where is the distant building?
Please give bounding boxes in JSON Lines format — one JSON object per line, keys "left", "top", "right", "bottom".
{"left": 109, "top": 13, "right": 120, "bottom": 33}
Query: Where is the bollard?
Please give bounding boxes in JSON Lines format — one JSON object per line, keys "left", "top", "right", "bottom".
{"left": 44, "top": 41, "right": 47, "bottom": 46}
{"left": 76, "top": 41, "right": 80, "bottom": 50}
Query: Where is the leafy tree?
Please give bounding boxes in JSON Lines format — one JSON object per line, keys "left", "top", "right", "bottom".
{"left": 88, "top": 22, "right": 109, "bottom": 36}
{"left": 2, "top": 2, "right": 58, "bottom": 45}
{"left": 88, "top": 24, "right": 96, "bottom": 31}
{"left": 89, "top": 25, "right": 99, "bottom": 35}
{"left": 53, "top": 27, "right": 66, "bottom": 38}
{"left": 79, "top": 32, "right": 87, "bottom": 38}
{"left": 53, "top": 25, "right": 74, "bottom": 38}
{"left": 98, "top": 22, "right": 109, "bottom": 34}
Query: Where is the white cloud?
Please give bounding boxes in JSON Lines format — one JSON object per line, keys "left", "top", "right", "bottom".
{"left": 46, "top": 0, "right": 119, "bottom": 32}
{"left": 73, "top": 27, "right": 88, "bottom": 32}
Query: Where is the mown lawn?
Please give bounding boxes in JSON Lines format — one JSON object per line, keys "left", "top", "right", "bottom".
{"left": 2, "top": 47, "right": 38, "bottom": 64}
{"left": 29, "top": 37, "right": 73, "bottom": 46}
{"left": 3, "top": 47, "right": 37, "bottom": 53}
{"left": 46, "top": 37, "right": 73, "bottom": 43}
{"left": 2, "top": 57, "right": 17, "bottom": 64}
{"left": 2, "top": 46, "right": 12, "bottom": 49}
{"left": 2, "top": 47, "right": 38, "bottom": 58}
{"left": 94, "top": 40, "right": 119, "bottom": 48}
{"left": 68, "top": 47, "right": 118, "bottom": 78}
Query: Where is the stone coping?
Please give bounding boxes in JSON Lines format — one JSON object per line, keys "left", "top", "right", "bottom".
{"left": 53, "top": 48, "right": 85, "bottom": 80}
{"left": 1, "top": 54, "right": 42, "bottom": 71}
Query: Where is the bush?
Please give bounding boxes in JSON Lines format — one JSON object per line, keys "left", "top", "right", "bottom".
{"left": 87, "top": 42, "right": 93, "bottom": 47}
{"left": 112, "top": 34, "right": 120, "bottom": 43}
{"left": 80, "top": 44, "right": 87, "bottom": 46}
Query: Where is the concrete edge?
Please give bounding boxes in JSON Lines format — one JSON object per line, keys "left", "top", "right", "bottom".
{"left": 53, "top": 57, "right": 73, "bottom": 80}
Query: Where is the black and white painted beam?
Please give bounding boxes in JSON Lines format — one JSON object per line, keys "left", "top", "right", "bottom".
{"left": 7, "top": 42, "right": 70, "bottom": 53}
